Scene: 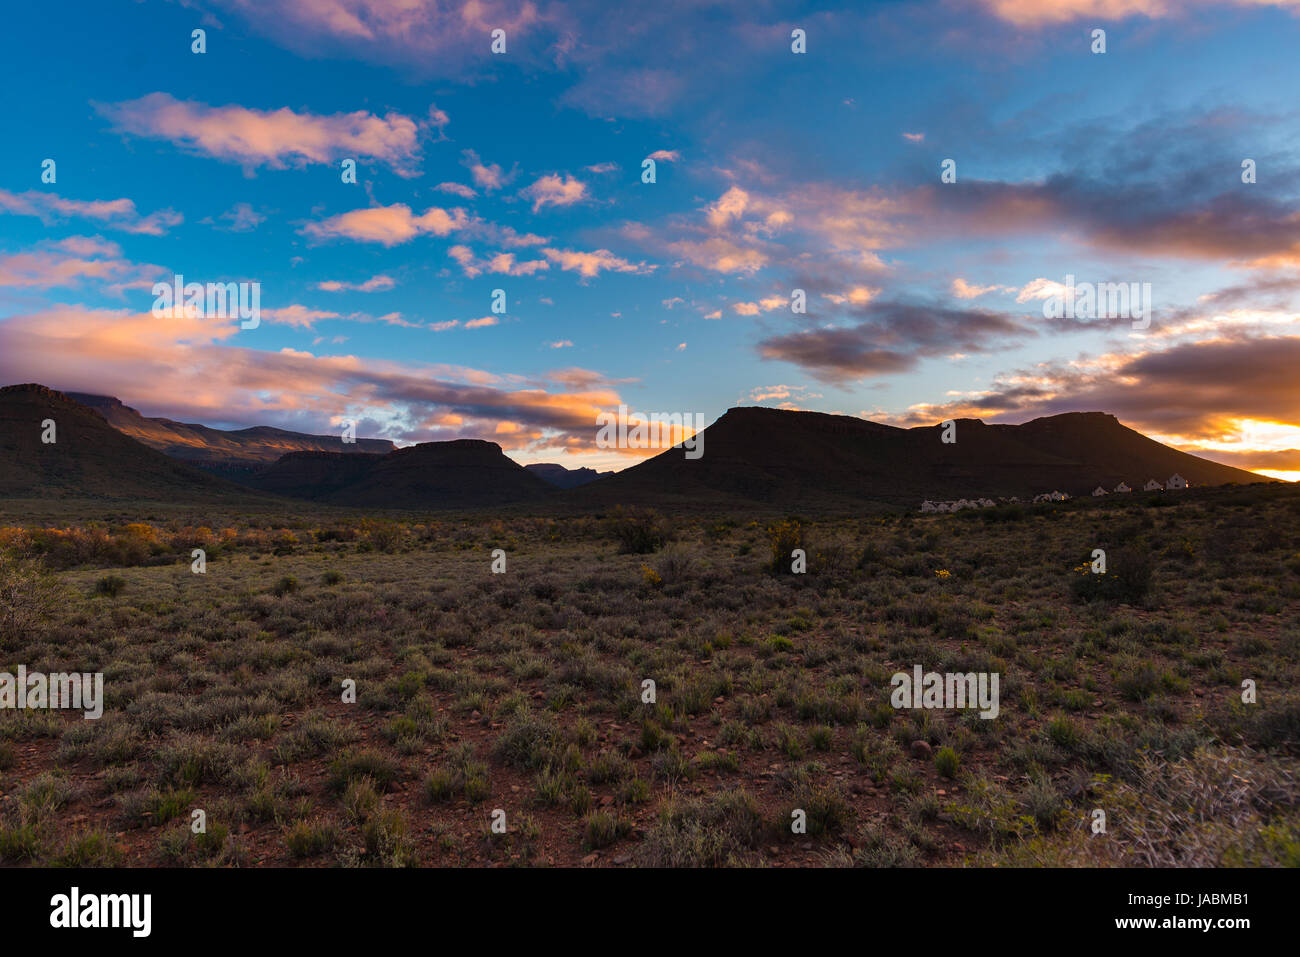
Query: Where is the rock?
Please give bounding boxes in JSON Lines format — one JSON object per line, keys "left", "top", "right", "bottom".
{"left": 909, "top": 740, "right": 932, "bottom": 759}
{"left": 581, "top": 853, "right": 600, "bottom": 866}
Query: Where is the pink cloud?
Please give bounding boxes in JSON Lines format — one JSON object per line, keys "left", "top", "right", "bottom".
{"left": 541, "top": 247, "right": 654, "bottom": 278}
{"left": 521, "top": 174, "right": 589, "bottom": 212}
{"left": 98, "top": 93, "right": 426, "bottom": 175}
{"left": 302, "top": 203, "right": 469, "bottom": 245}
{"left": 0, "top": 188, "right": 182, "bottom": 235}
{"left": 0, "top": 301, "right": 633, "bottom": 451}
{"left": 976, "top": 0, "right": 1300, "bottom": 27}
{"left": 317, "top": 274, "right": 396, "bottom": 292}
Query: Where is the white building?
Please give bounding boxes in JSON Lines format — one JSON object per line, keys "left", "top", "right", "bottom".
{"left": 1114, "top": 482, "right": 1131, "bottom": 493}
{"left": 920, "top": 501, "right": 936, "bottom": 512}
{"left": 1092, "top": 486, "right": 1108, "bottom": 496}
{"left": 1144, "top": 479, "right": 1164, "bottom": 491}
{"left": 1167, "top": 473, "right": 1188, "bottom": 490}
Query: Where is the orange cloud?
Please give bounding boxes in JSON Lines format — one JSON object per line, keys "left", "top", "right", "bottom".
{"left": 521, "top": 174, "right": 589, "bottom": 212}
{"left": 303, "top": 203, "right": 469, "bottom": 245}
{"left": 0, "top": 189, "right": 181, "bottom": 235}
{"left": 976, "top": 0, "right": 1300, "bottom": 26}
{"left": 0, "top": 302, "right": 634, "bottom": 452}
{"left": 541, "top": 247, "right": 653, "bottom": 278}
{"left": 98, "top": 93, "right": 425, "bottom": 175}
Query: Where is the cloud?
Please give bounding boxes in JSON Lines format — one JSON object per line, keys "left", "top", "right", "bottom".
{"left": 647, "top": 149, "right": 681, "bottom": 163}
{"left": 436, "top": 182, "right": 477, "bottom": 198}
{"left": 461, "top": 149, "right": 509, "bottom": 191}
{"left": 974, "top": 0, "right": 1300, "bottom": 27}
{"left": 464, "top": 316, "right": 498, "bottom": 329}
{"left": 217, "top": 202, "right": 267, "bottom": 232}
{"left": 952, "top": 277, "right": 1013, "bottom": 299}
{"left": 317, "top": 275, "right": 396, "bottom": 292}
{"left": 541, "top": 247, "right": 653, "bottom": 278}
{"left": 0, "top": 188, "right": 181, "bottom": 235}
{"left": 0, "top": 237, "right": 160, "bottom": 294}
{"left": 447, "top": 245, "right": 549, "bottom": 277}
{"left": 302, "top": 203, "right": 469, "bottom": 245}
{"left": 97, "top": 93, "right": 425, "bottom": 175}
{"left": 520, "top": 174, "right": 589, "bottom": 212}
{"left": 547, "top": 340, "right": 573, "bottom": 348}
{"left": 667, "top": 237, "right": 768, "bottom": 275}
{"left": 0, "top": 300, "right": 637, "bottom": 452}
{"left": 732, "top": 295, "right": 789, "bottom": 316}
{"left": 902, "top": 132, "right": 925, "bottom": 143}
{"left": 205, "top": 0, "right": 546, "bottom": 75}
{"left": 261, "top": 305, "right": 342, "bottom": 329}
{"left": 822, "top": 286, "right": 880, "bottom": 306}
{"left": 746, "top": 384, "right": 821, "bottom": 406}
{"left": 757, "top": 301, "right": 1032, "bottom": 384}
{"left": 882, "top": 331, "right": 1300, "bottom": 463}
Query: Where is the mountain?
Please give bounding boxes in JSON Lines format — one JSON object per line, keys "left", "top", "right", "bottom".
{"left": 66, "top": 392, "right": 394, "bottom": 482}
{"left": 0, "top": 384, "right": 265, "bottom": 502}
{"left": 246, "top": 440, "right": 555, "bottom": 509}
{"left": 525, "top": 463, "right": 612, "bottom": 489}
{"left": 575, "top": 406, "right": 1266, "bottom": 509}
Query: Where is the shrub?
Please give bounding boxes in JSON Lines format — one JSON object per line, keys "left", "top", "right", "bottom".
{"left": 767, "top": 519, "right": 805, "bottom": 574}
{"left": 935, "top": 746, "right": 960, "bottom": 778}
{"left": 0, "top": 552, "right": 59, "bottom": 643}
{"left": 607, "top": 506, "right": 669, "bottom": 554}
{"left": 272, "top": 576, "right": 299, "bottom": 597}
{"left": 1071, "top": 543, "right": 1153, "bottom": 604}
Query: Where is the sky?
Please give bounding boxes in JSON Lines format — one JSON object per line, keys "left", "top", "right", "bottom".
{"left": 1, "top": 0, "right": 1299, "bottom": 477}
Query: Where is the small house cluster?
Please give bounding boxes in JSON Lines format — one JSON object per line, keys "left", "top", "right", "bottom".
{"left": 919, "top": 497, "right": 1000, "bottom": 512}
{"left": 919, "top": 474, "right": 1189, "bottom": 512}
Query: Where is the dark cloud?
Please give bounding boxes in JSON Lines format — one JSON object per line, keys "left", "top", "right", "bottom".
{"left": 757, "top": 300, "right": 1032, "bottom": 383}
{"left": 886, "top": 333, "right": 1300, "bottom": 443}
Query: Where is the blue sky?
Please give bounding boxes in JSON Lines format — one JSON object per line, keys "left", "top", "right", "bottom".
{"left": 2, "top": 0, "right": 1299, "bottom": 475}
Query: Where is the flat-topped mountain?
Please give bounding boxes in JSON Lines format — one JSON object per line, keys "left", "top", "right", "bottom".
{"left": 0, "top": 384, "right": 265, "bottom": 502}
{"left": 525, "top": 463, "right": 611, "bottom": 489}
{"left": 574, "top": 406, "right": 1264, "bottom": 508}
{"left": 2, "top": 386, "right": 1268, "bottom": 509}
{"left": 246, "top": 439, "right": 554, "bottom": 508}
{"left": 67, "top": 392, "right": 395, "bottom": 479}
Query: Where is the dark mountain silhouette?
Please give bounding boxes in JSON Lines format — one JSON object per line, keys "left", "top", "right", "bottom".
{"left": 0, "top": 385, "right": 266, "bottom": 502}
{"left": 2, "top": 387, "right": 1269, "bottom": 510}
{"left": 525, "top": 463, "right": 611, "bottom": 489}
{"left": 247, "top": 440, "right": 554, "bottom": 508}
{"left": 67, "top": 392, "right": 394, "bottom": 483}
{"left": 575, "top": 406, "right": 1266, "bottom": 508}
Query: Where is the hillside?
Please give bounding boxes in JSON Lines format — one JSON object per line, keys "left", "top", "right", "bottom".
{"left": 525, "top": 463, "right": 611, "bottom": 489}
{"left": 0, "top": 385, "right": 268, "bottom": 503}
{"left": 576, "top": 406, "right": 1265, "bottom": 508}
{"left": 247, "top": 439, "right": 555, "bottom": 509}
{"left": 67, "top": 392, "right": 395, "bottom": 479}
